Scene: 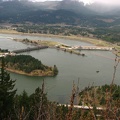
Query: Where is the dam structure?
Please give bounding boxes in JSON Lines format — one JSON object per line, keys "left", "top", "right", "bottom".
{"left": 73, "top": 46, "right": 113, "bottom": 51}
{"left": 12, "top": 46, "right": 48, "bottom": 54}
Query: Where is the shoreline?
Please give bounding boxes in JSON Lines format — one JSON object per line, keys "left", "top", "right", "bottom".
{"left": 6, "top": 68, "right": 55, "bottom": 77}
{"left": 0, "top": 29, "right": 120, "bottom": 56}
{"left": 0, "top": 29, "right": 109, "bottom": 46}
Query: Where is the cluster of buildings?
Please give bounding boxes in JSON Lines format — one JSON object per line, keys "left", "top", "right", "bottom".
{"left": 0, "top": 48, "right": 15, "bottom": 57}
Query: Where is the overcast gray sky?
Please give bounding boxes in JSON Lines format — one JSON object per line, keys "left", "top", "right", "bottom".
{"left": 83, "top": 0, "right": 120, "bottom": 5}
{"left": 31, "top": 0, "right": 120, "bottom": 6}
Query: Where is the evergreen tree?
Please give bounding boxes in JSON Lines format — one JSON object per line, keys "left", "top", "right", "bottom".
{"left": 0, "top": 57, "right": 16, "bottom": 119}
{"left": 53, "top": 65, "right": 58, "bottom": 76}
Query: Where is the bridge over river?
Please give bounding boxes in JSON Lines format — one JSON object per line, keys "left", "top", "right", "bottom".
{"left": 12, "top": 46, "right": 48, "bottom": 54}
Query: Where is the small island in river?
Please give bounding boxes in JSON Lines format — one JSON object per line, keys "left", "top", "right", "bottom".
{"left": 3, "top": 55, "right": 58, "bottom": 76}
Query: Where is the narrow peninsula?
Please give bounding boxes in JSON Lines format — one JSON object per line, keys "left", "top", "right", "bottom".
{"left": 3, "top": 55, "right": 58, "bottom": 76}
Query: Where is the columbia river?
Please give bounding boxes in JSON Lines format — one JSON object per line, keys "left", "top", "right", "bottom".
{"left": 0, "top": 33, "right": 120, "bottom": 103}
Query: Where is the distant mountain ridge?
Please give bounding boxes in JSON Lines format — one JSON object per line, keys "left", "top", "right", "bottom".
{"left": 0, "top": 0, "right": 120, "bottom": 26}
{"left": 56, "top": 0, "right": 97, "bottom": 15}
{"left": 0, "top": 0, "right": 119, "bottom": 15}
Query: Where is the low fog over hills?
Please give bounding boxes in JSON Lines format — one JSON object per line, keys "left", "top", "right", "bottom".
{"left": 0, "top": 0, "right": 120, "bottom": 26}
{"left": 0, "top": 0, "right": 120, "bottom": 15}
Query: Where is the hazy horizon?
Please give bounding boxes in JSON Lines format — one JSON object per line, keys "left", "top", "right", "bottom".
{"left": 1, "top": 0, "right": 120, "bottom": 6}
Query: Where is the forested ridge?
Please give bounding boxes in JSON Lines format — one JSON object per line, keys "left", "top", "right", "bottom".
{"left": 0, "top": 0, "right": 120, "bottom": 27}
{"left": 0, "top": 0, "right": 120, "bottom": 44}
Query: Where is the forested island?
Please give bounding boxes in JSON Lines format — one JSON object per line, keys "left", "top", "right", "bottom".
{"left": 4, "top": 55, "right": 58, "bottom": 76}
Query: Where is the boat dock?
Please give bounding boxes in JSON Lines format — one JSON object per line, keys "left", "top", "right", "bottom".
{"left": 12, "top": 46, "right": 48, "bottom": 54}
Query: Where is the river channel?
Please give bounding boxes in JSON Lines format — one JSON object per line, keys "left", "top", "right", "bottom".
{"left": 0, "top": 33, "right": 120, "bottom": 103}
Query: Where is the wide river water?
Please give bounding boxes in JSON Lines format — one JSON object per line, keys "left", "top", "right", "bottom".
{"left": 0, "top": 33, "right": 120, "bottom": 103}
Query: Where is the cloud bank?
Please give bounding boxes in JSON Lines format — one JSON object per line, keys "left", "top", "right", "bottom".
{"left": 2, "top": 0, "right": 120, "bottom": 6}
{"left": 28, "top": 0, "right": 120, "bottom": 6}
{"left": 80, "top": 0, "right": 120, "bottom": 5}
{"left": 30, "top": 0, "right": 62, "bottom": 2}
